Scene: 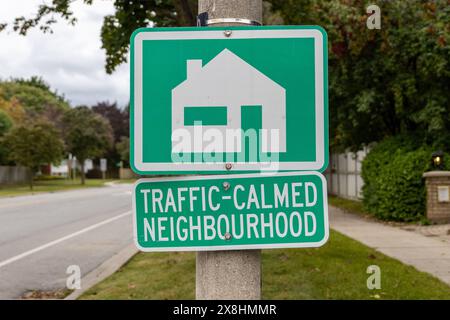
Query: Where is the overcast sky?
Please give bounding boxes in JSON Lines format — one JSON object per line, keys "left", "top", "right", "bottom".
{"left": 0, "top": 0, "right": 129, "bottom": 107}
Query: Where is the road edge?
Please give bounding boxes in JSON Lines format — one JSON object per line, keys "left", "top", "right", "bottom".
{"left": 65, "top": 243, "right": 138, "bottom": 300}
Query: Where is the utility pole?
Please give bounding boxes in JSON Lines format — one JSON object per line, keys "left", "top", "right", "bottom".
{"left": 196, "top": 0, "right": 262, "bottom": 300}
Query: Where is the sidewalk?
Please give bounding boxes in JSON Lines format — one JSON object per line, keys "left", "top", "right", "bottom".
{"left": 329, "top": 205, "right": 450, "bottom": 285}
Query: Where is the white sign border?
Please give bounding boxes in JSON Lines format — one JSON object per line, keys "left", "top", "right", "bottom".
{"left": 132, "top": 28, "right": 326, "bottom": 172}
{"left": 132, "top": 171, "right": 329, "bottom": 252}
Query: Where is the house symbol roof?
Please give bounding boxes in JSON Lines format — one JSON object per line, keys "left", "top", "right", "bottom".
{"left": 171, "top": 48, "right": 287, "bottom": 153}
{"left": 175, "top": 48, "right": 284, "bottom": 90}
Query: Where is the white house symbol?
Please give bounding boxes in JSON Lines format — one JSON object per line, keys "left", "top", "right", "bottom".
{"left": 171, "top": 48, "right": 286, "bottom": 153}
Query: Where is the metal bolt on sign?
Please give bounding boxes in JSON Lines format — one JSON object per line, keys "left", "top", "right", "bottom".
{"left": 224, "top": 30, "right": 232, "bottom": 37}
{"left": 222, "top": 181, "right": 230, "bottom": 191}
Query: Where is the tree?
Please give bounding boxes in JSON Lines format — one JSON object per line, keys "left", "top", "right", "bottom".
{"left": 14, "top": 76, "right": 51, "bottom": 92}
{"left": 0, "top": 109, "right": 12, "bottom": 136}
{"left": 267, "top": 0, "right": 450, "bottom": 152}
{"left": 2, "top": 120, "right": 65, "bottom": 189}
{"left": 0, "top": 78, "right": 69, "bottom": 118}
{"left": 62, "top": 106, "right": 113, "bottom": 184}
{"left": 0, "top": 95, "right": 26, "bottom": 124}
{"left": 1, "top": 0, "right": 197, "bottom": 74}
{"left": 92, "top": 101, "right": 129, "bottom": 172}
{"left": 116, "top": 136, "right": 130, "bottom": 167}
{"left": 5, "top": 1, "right": 448, "bottom": 152}
{"left": 0, "top": 109, "right": 13, "bottom": 164}
{"left": 92, "top": 101, "right": 128, "bottom": 142}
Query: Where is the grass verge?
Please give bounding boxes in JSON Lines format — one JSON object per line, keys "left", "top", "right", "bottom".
{"left": 113, "top": 179, "right": 138, "bottom": 184}
{"left": 0, "top": 178, "right": 113, "bottom": 198}
{"left": 328, "top": 195, "right": 368, "bottom": 216}
{"left": 80, "top": 230, "right": 450, "bottom": 300}
{"left": 328, "top": 195, "right": 431, "bottom": 225}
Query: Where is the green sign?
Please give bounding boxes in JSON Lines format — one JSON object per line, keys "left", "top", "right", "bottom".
{"left": 130, "top": 26, "right": 328, "bottom": 174}
{"left": 133, "top": 172, "right": 329, "bottom": 251}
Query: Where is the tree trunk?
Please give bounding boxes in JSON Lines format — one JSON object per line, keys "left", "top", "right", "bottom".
{"left": 29, "top": 167, "right": 34, "bottom": 190}
{"left": 80, "top": 161, "right": 85, "bottom": 185}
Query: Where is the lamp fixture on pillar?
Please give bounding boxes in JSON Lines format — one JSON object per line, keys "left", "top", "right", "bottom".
{"left": 431, "top": 151, "right": 444, "bottom": 170}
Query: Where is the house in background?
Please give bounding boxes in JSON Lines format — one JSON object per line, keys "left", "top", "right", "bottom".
{"left": 49, "top": 158, "right": 93, "bottom": 177}
{"left": 171, "top": 49, "right": 286, "bottom": 154}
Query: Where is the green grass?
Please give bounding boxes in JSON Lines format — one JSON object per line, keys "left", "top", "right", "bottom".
{"left": 0, "top": 178, "right": 112, "bottom": 198}
{"left": 82, "top": 250, "right": 196, "bottom": 300}
{"left": 328, "top": 195, "right": 430, "bottom": 225}
{"left": 80, "top": 230, "right": 450, "bottom": 300}
{"left": 328, "top": 195, "right": 368, "bottom": 216}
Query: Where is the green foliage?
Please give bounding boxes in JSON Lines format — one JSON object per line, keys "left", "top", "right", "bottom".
{"left": 4, "top": 1, "right": 450, "bottom": 151}
{"left": 92, "top": 101, "right": 129, "bottom": 142}
{"left": 62, "top": 106, "right": 113, "bottom": 164}
{"left": 116, "top": 136, "right": 130, "bottom": 165}
{"left": 0, "top": 79, "right": 69, "bottom": 120}
{"left": 361, "top": 136, "right": 450, "bottom": 221}
{"left": 0, "top": 78, "right": 70, "bottom": 165}
{"left": 0, "top": 109, "right": 13, "bottom": 164}
{"left": 92, "top": 101, "right": 129, "bottom": 169}
{"left": 14, "top": 76, "right": 51, "bottom": 92}
{"left": 0, "top": 109, "right": 12, "bottom": 136}
{"left": 2, "top": 120, "right": 65, "bottom": 188}
{"left": 101, "top": 0, "right": 196, "bottom": 73}
{"left": 268, "top": 0, "right": 450, "bottom": 151}
{"left": 3, "top": 120, "right": 64, "bottom": 169}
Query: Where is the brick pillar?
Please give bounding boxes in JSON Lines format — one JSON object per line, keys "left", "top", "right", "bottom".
{"left": 423, "top": 171, "right": 450, "bottom": 223}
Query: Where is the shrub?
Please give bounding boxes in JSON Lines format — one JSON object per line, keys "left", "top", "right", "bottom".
{"left": 361, "top": 136, "right": 450, "bottom": 222}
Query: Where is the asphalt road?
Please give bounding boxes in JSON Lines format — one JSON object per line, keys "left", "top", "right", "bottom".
{"left": 0, "top": 183, "right": 134, "bottom": 299}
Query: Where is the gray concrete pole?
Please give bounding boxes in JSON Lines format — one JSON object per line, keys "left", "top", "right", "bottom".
{"left": 198, "top": 0, "right": 262, "bottom": 26}
{"left": 196, "top": 0, "right": 262, "bottom": 300}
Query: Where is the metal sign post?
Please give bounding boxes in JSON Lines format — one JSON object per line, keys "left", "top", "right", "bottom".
{"left": 100, "top": 158, "right": 107, "bottom": 180}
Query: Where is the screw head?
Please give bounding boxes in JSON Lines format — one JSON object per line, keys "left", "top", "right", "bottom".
{"left": 224, "top": 232, "right": 232, "bottom": 240}
{"left": 224, "top": 30, "right": 232, "bottom": 37}
{"left": 222, "top": 181, "right": 230, "bottom": 191}
{"left": 225, "top": 163, "right": 233, "bottom": 170}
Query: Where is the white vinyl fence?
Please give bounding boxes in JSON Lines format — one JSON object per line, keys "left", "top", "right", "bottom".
{"left": 0, "top": 166, "right": 30, "bottom": 185}
{"left": 324, "top": 148, "right": 369, "bottom": 200}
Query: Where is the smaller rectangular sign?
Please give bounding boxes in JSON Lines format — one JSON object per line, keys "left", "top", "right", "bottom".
{"left": 438, "top": 186, "right": 449, "bottom": 202}
{"left": 133, "top": 171, "right": 329, "bottom": 252}
{"left": 100, "top": 158, "right": 107, "bottom": 172}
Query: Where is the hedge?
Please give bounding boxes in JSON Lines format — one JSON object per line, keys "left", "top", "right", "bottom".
{"left": 361, "top": 136, "right": 450, "bottom": 222}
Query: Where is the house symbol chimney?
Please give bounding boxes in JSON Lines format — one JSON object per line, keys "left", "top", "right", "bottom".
{"left": 187, "top": 60, "right": 202, "bottom": 79}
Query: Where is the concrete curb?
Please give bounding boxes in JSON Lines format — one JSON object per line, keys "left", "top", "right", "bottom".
{"left": 65, "top": 243, "right": 138, "bottom": 300}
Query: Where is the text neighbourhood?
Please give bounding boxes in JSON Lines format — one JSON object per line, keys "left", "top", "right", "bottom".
{"left": 133, "top": 172, "right": 328, "bottom": 251}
